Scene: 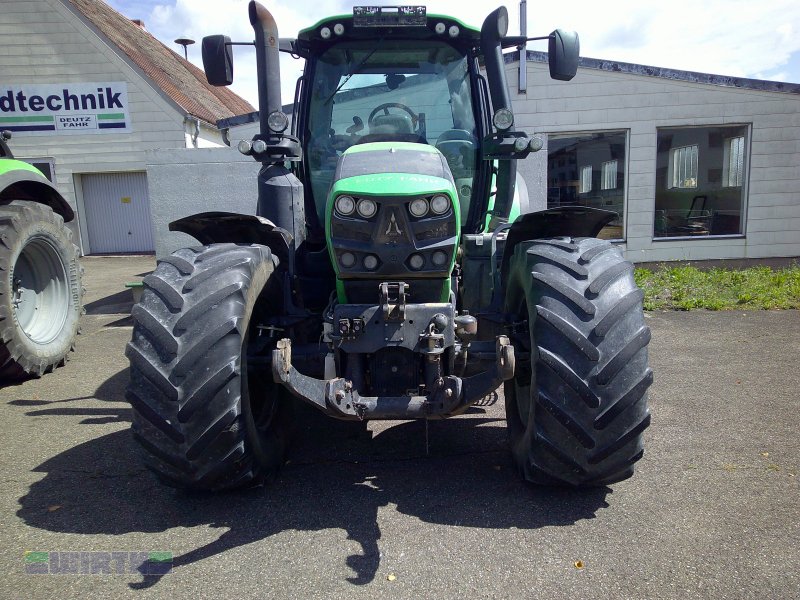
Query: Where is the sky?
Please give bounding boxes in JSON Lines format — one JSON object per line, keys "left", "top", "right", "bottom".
{"left": 106, "top": 0, "right": 800, "bottom": 110}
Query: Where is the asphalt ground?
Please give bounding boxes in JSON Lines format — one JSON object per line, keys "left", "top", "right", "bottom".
{"left": 0, "top": 256, "right": 798, "bottom": 599}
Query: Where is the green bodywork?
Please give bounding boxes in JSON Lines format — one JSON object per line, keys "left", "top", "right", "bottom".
{"left": 0, "top": 158, "right": 45, "bottom": 179}
{"left": 325, "top": 142, "right": 460, "bottom": 304}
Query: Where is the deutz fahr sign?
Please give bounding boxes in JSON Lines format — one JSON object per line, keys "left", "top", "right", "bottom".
{"left": 0, "top": 82, "right": 131, "bottom": 136}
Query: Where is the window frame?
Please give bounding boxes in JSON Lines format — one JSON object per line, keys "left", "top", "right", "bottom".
{"left": 653, "top": 124, "right": 751, "bottom": 242}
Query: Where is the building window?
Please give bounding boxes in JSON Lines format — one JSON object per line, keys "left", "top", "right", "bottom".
{"left": 669, "top": 145, "right": 698, "bottom": 189}
{"left": 580, "top": 165, "right": 592, "bottom": 193}
{"left": 724, "top": 136, "right": 745, "bottom": 187}
{"left": 655, "top": 125, "right": 749, "bottom": 238}
{"left": 21, "top": 158, "right": 55, "bottom": 182}
{"left": 547, "top": 130, "right": 627, "bottom": 240}
{"left": 601, "top": 160, "right": 618, "bottom": 190}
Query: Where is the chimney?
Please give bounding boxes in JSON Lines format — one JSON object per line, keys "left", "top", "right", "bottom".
{"left": 130, "top": 19, "right": 146, "bottom": 29}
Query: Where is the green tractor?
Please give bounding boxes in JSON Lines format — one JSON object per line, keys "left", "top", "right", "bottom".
{"left": 0, "top": 130, "right": 82, "bottom": 381}
{"left": 126, "top": 2, "right": 652, "bottom": 490}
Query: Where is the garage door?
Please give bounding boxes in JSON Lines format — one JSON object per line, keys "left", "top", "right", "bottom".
{"left": 82, "top": 172, "right": 154, "bottom": 254}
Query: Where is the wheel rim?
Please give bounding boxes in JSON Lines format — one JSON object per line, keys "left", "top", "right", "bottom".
{"left": 12, "top": 236, "right": 70, "bottom": 345}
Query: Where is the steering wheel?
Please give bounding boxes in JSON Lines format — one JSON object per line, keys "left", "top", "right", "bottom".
{"left": 368, "top": 102, "right": 418, "bottom": 127}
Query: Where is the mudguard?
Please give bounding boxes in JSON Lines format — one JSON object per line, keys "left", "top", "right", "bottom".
{"left": 0, "top": 161, "right": 75, "bottom": 222}
{"left": 500, "top": 206, "right": 616, "bottom": 280}
{"left": 169, "top": 211, "right": 292, "bottom": 266}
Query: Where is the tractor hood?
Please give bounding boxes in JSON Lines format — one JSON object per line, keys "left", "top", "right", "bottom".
{"left": 325, "top": 142, "right": 460, "bottom": 304}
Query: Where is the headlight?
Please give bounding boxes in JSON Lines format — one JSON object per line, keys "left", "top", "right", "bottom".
{"left": 430, "top": 194, "right": 450, "bottom": 215}
{"left": 335, "top": 195, "right": 355, "bottom": 215}
{"left": 357, "top": 198, "right": 377, "bottom": 218}
{"left": 409, "top": 198, "right": 429, "bottom": 217}
{"left": 320, "top": 26, "right": 331, "bottom": 39}
{"left": 432, "top": 250, "right": 448, "bottom": 267}
{"left": 363, "top": 255, "right": 378, "bottom": 270}
{"left": 340, "top": 252, "right": 356, "bottom": 268}
{"left": 408, "top": 253, "right": 424, "bottom": 270}
{"left": 267, "top": 110, "right": 289, "bottom": 133}
{"left": 493, "top": 108, "right": 514, "bottom": 131}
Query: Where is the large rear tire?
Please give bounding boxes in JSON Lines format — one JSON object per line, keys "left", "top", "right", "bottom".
{"left": 125, "top": 243, "right": 290, "bottom": 491}
{"left": 504, "top": 237, "right": 652, "bottom": 487}
{"left": 0, "top": 200, "right": 82, "bottom": 381}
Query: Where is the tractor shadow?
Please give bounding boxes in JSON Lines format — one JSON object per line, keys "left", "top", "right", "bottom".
{"left": 8, "top": 368, "right": 131, "bottom": 424}
{"left": 17, "top": 381, "right": 611, "bottom": 589}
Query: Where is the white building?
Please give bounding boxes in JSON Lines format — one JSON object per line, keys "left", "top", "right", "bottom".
{"left": 508, "top": 51, "right": 800, "bottom": 262}
{"left": 1, "top": 0, "right": 254, "bottom": 255}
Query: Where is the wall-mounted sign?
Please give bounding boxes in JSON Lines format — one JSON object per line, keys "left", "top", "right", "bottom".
{"left": 0, "top": 82, "right": 131, "bottom": 136}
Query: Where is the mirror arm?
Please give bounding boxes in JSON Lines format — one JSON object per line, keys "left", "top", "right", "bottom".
{"left": 501, "top": 34, "right": 551, "bottom": 49}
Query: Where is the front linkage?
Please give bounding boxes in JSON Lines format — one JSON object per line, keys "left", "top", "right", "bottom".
{"left": 272, "top": 280, "right": 515, "bottom": 420}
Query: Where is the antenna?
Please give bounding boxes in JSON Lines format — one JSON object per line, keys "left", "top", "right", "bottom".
{"left": 174, "top": 37, "right": 195, "bottom": 60}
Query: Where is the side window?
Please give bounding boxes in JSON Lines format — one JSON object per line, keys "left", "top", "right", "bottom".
{"left": 655, "top": 125, "right": 749, "bottom": 237}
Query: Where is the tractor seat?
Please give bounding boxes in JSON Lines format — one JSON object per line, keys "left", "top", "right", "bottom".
{"left": 369, "top": 113, "right": 414, "bottom": 135}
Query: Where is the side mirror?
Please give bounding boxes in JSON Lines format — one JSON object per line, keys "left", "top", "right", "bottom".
{"left": 548, "top": 29, "right": 579, "bottom": 81}
{"left": 201, "top": 35, "right": 234, "bottom": 86}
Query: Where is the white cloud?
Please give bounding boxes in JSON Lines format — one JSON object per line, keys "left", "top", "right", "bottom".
{"left": 117, "top": 0, "right": 800, "bottom": 111}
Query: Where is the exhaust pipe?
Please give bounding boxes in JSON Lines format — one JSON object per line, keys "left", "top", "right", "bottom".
{"left": 249, "top": 1, "right": 282, "bottom": 138}
{"left": 480, "top": 6, "right": 511, "bottom": 112}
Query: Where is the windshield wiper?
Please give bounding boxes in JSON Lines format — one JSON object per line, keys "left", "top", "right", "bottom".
{"left": 324, "top": 41, "right": 383, "bottom": 105}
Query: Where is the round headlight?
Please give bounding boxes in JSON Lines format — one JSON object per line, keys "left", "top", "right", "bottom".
{"left": 320, "top": 26, "right": 331, "bottom": 39}
{"left": 237, "top": 139, "right": 252, "bottom": 155}
{"left": 409, "top": 198, "right": 429, "bottom": 217}
{"left": 267, "top": 110, "right": 289, "bottom": 133}
{"left": 252, "top": 139, "right": 267, "bottom": 153}
{"left": 459, "top": 184, "right": 472, "bottom": 198}
{"left": 435, "top": 22, "right": 446, "bottom": 34}
{"left": 432, "top": 250, "right": 448, "bottom": 267}
{"left": 448, "top": 25, "right": 460, "bottom": 38}
{"left": 340, "top": 252, "right": 356, "bottom": 268}
{"left": 335, "top": 195, "right": 355, "bottom": 215}
{"left": 333, "top": 23, "right": 344, "bottom": 35}
{"left": 492, "top": 108, "right": 514, "bottom": 131}
{"left": 363, "top": 255, "right": 378, "bottom": 270}
{"left": 514, "top": 137, "right": 529, "bottom": 152}
{"left": 408, "top": 253, "right": 424, "bottom": 270}
{"left": 357, "top": 198, "right": 377, "bottom": 218}
{"left": 430, "top": 194, "right": 450, "bottom": 215}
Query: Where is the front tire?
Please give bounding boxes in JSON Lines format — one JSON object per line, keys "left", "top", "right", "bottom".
{"left": 125, "top": 243, "right": 290, "bottom": 491}
{"left": 0, "top": 201, "right": 82, "bottom": 380}
{"left": 504, "top": 237, "right": 652, "bottom": 487}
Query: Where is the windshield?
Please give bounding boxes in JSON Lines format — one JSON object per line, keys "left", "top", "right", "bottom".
{"left": 305, "top": 40, "right": 478, "bottom": 225}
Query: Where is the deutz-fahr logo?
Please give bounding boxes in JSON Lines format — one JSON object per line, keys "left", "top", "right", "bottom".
{"left": 385, "top": 211, "right": 402, "bottom": 236}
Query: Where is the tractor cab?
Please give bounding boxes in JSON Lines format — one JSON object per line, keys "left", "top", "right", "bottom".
{"left": 302, "top": 38, "right": 480, "bottom": 228}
